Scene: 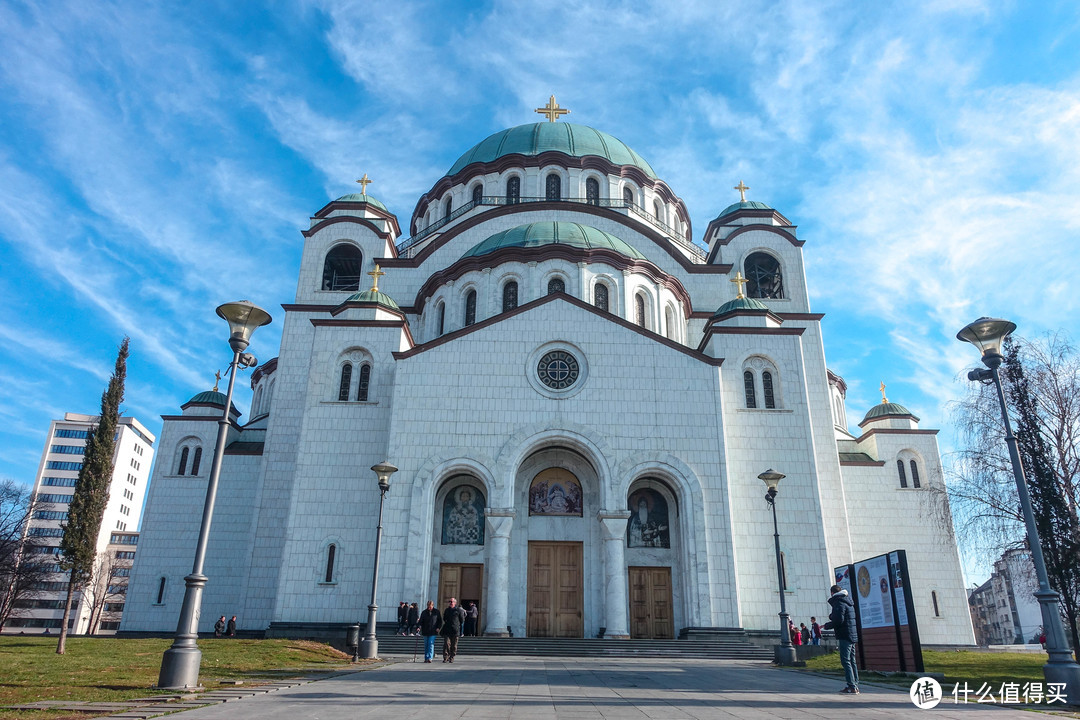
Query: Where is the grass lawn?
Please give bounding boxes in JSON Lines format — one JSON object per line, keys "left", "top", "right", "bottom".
{"left": 0, "top": 636, "right": 356, "bottom": 719}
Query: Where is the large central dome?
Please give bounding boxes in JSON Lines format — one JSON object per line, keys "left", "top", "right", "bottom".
{"left": 447, "top": 123, "right": 657, "bottom": 179}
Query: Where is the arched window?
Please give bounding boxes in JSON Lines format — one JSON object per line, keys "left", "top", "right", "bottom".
{"left": 321, "top": 244, "right": 363, "bottom": 291}
{"left": 338, "top": 363, "right": 352, "bottom": 401}
{"left": 897, "top": 460, "right": 908, "bottom": 488}
{"left": 253, "top": 386, "right": 264, "bottom": 416}
{"left": 763, "top": 371, "right": 776, "bottom": 409}
{"left": 506, "top": 176, "right": 520, "bottom": 204}
{"left": 664, "top": 306, "right": 675, "bottom": 340}
{"left": 586, "top": 178, "right": 599, "bottom": 205}
{"left": 471, "top": 184, "right": 482, "bottom": 205}
{"left": 177, "top": 447, "right": 189, "bottom": 475}
{"left": 653, "top": 200, "right": 663, "bottom": 219}
{"left": 634, "top": 294, "right": 646, "bottom": 327}
{"left": 437, "top": 303, "right": 446, "bottom": 336}
{"left": 464, "top": 290, "right": 477, "bottom": 326}
{"left": 358, "top": 364, "right": 371, "bottom": 402}
{"left": 324, "top": 544, "right": 336, "bottom": 583}
{"left": 156, "top": 577, "right": 166, "bottom": 605}
{"left": 547, "top": 278, "right": 565, "bottom": 295}
{"left": 443, "top": 197, "right": 453, "bottom": 219}
{"left": 594, "top": 284, "right": 609, "bottom": 312}
{"left": 910, "top": 460, "right": 921, "bottom": 488}
{"left": 502, "top": 281, "right": 518, "bottom": 312}
{"left": 623, "top": 186, "right": 634, "bottom": 206}
{"left": 745, "top": 252, "right": 784, "bottom": 299}
{"left": 191, "top": 447, "right": 202, "bottom": 476}
{"left": 744, "top": 371, "right": 757, "bottom": 408}
{"left": 546, "top": 174, "right": 561, "bottom": 201}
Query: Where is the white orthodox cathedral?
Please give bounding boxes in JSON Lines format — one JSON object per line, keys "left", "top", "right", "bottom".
{"left": 123, "top": 100, "right": 975, "bottom": 645}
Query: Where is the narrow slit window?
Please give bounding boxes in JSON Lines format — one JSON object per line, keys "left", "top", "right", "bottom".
{"left": 932, "top": 590, "right": 940, "bottom": 617}
{"left": 911, "top": 461, "right": 921, "bottom": 488}
{"left": 156, "top": 577, "right": 166, "bottom": 604}
{"left": 634, "top": 294, "right": 646, "bottom": 327}
{"left": 178, "top": 447, "right": 189, "bottom": 476}
{"left": 465, "top": 290, "right": 477, "bottom": 326}
{"left": 898, "top": 460, "right": 908, "bottom": 488}
{"left": 191, "top": 447, "right": 202, "bottom": 476}
{"left": 358, "top": 364, "right": 371, "bottom": 402}
{"left": 338, "top": 363, "right": 352, "bottom": 401}
{"left": 437, "top": 303, "right": 445, "bottom": 336}
{"left": 763, "top": 371, "right": 776, "bottom": 409}
{"left": 325, "top": 544, "right": 336, "bottom": 583}
{"left": 744, "top": 371, "right": 757, "bottom": 408}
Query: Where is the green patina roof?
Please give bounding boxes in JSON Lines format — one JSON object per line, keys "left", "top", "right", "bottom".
{"left": 188, "top": 390, "right": 228, "bottom": 406}
{"left": 335, "top": 193, "right": 388, "bottom": 212}
{"left": 862, "top": 401, "right": 918, "bottom": 423}
{"left": 839, "top": 452, "right": 877, "bottom": 463}
{"left": 447, "top": 123, "right": 657, "bottom": 179}
{"left": 717, "top": 200, "right": 773, "bottom": 218}
{"left": 711, "top": 296, "right": 770, "bottom": 319}
{"left": 463, "top": 222, "right": 645, "bottom": 260}
{"left": 344, "top": 288, "right": 401, "bottom": 311}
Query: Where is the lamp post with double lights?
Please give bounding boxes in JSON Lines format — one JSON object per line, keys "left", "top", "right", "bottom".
{"left": 359, "top": 461, "right": 398, "bottom": 659}
{"left": 760, "top": 469, "right": 797, "bottom": 666}
{"left": 957, "top": 317, "right": 1080, "bottom": 704}
{"left": 158, "top": 301, "right": 272, "bottom": 690}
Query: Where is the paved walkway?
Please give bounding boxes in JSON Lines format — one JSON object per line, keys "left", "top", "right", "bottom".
{"left": 149, "top": 656, "right": 1061, "bottom": 720}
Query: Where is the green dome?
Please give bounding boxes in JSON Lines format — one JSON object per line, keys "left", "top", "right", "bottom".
{"left": 711, "top": 296, "right": 769, "bottom": 319}
{"left": 188, "top": 390, "right": 228, "bottom": 406}
{"left": 862, "top": 402, "right": 917, "bottom": 423}
{"left": 717, "top": 200, "right": 773, "bottom": 218}
{"left": 345, "top": 288, "right": 401, "bottom": 311}
{"left": 463, "top": 222, "right": 645, "bottom": 260}
{"left": 447, "top": 123, "right": 657, "bottom": 179}
{"left": 334, "top": 193, "right": 388, "bottom": 212}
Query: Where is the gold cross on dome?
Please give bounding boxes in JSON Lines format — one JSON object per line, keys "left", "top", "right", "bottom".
{"left": 212, "top": 370, "right": 221, "bottom": 393}
{"left": 880, "top": 381, "right": 888, "bottom": 403}
{"left": 734, "top": 181, "right": 749, "bottom": 203}
{"left": 356, "top": 173, "right": 373, "bottom": 195}
{"left": 730, "top": 271, "right": 748, "bottom": 299}
{"left": 535, "top": 95, "right": 570, "bottom": 122}
{"left": 367, "top": 264, "right": 385, "bottom": 292}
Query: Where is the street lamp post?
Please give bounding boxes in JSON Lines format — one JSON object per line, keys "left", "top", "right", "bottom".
{"left": 158, "top": 301, "right": 272, "bottom": 690}
{"left": 359, "top": 461, "right": 398, "bottom": 660}
{"left": 760, "top": 469, "right": 796, "bottom": 666}
{"left": 958, "top": 317, "right": 1080, "bottom": 704}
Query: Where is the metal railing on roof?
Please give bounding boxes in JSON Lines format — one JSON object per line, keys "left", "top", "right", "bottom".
{"left": 395, "top": 196, "right": 706, "bottom": 261}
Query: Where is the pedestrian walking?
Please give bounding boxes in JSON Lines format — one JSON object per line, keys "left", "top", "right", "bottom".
{"left": 226, "top": 615, "right": 237, "bottom": 637}
{"left": 419, "top": 600, "right": 442, "bottom": 663}
{"left": 214, "top": 616, "right": 226, "bottom": 637}
{"left": 823, "top": 584, "right": 859, "bottom": 694}
{"left": 407, "top": 602, "right": 420, "bottom": 635}
{"left": 441, "top": 597, "right": 466, "bottom": 663}
{"left": 397, "top": 601, "right": 409, "bottom": 635}
{"left": 810, "top": 617, "right": 822, "bottom": 646}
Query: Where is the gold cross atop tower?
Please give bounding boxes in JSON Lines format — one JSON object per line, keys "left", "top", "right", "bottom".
{"left": 880, "top": 381, "right": 888, "bottom": 403}
{"left": 734, "top": 180, "right": 749, "bottom": 203}
{"left": 535, "top": 95, "right": 570, "bottom": 122}
{"left": 212, "top": 370, "right": 222, "bottom": 393}
{"left": 730, "top": 271, "right": 748, "bottom": 299}
{"left": 356, "top": 173, "right": 373, "bottom": 195}
{"left": 367, "top": 263, "right": 385, "bottom": 292}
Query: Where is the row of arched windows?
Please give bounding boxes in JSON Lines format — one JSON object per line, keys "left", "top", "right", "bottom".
{"left": 337, "top": 362, "right": 371, "bottom": 402}
{"left": 898, "top": 459, "right": 921, "bottom": 489}
{"left": 743, "top": 369, "right": 778, "bottom": 409}
{"left": 176, "top": 444, "right": 202, "bottom": 476}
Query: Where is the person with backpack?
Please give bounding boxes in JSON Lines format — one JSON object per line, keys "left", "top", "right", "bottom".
{"left": 824, "top": 584, "right": 859, "bottom": 694}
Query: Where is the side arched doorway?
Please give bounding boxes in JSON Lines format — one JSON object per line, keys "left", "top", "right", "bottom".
{"left": 430, "top": 476, "right": 487, "bottom": 634}
{"left": 625, "top": 479, "right": 680, "bottom": 639}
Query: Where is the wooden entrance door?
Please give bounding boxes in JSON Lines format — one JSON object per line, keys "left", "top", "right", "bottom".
{"left": 527, "top": 542, "right": 583, "bottom": 638}
{"left": 438, "top": 563, "right": 483, "bottom": 633}
{"left": 628, "top": 566, "right": 674, "bottom": 639}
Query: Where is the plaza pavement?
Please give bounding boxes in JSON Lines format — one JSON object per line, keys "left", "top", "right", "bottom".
{"left": 154, "top": 655, "right": 1056, "bottom": 720}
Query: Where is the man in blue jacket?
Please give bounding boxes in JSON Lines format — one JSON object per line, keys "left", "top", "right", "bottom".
{"left": 823, "top": 584, "right": 859, "bottom": 694}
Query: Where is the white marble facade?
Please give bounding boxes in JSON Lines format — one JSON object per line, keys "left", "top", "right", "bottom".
{"left": 123, "top": 119, "right": 975, "bottom": 645}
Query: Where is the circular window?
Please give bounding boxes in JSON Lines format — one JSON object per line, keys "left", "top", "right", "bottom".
{"left": 537, "top": 350, "right": 580, "bottom": 390}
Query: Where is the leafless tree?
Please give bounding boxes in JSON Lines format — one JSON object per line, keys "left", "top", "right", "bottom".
{"left": 83, "top": 551, "right": 125, "bottom": 635}
{"left": 0, "top": 479, "right": 55, "bottom": 631}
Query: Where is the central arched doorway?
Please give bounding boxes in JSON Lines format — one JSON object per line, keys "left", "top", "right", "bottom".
{"left": 526, "top": 468, "right": 584, "bottom": 638}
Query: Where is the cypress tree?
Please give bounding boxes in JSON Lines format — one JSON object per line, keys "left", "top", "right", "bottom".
{"left": 56, "top": 338, "right": 128, "bottom": 654}
{"left": 1004, "top": 336, "right": 1080, "bottom": 658}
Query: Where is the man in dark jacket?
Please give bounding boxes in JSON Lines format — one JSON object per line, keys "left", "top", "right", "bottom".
{"left": 823, "top": 584, "right": 859, "bottom": 694}
{"left": 419, "top": 601, "right": 442, "bottom": 663}
{"left": 441, "top": 597, "right": 466, "bottom": 663}
{"left": 397, "top": 601, "right": 409, "bottom": 635}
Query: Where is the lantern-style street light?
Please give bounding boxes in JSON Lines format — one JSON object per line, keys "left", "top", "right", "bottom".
{"left": 359, "top": 461, "right": 398, "bottom": 659}
{"left": 761, "top": 469, "right": 796, "bottom": 666}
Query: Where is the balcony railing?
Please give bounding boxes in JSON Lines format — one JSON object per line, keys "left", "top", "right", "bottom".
{"left": 396, "top": 196, "right": 706, "bottom": 261}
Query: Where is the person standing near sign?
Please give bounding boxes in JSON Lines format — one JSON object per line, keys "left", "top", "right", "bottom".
{"left": 824, "top": 584, "right": 859, "bottom": 694}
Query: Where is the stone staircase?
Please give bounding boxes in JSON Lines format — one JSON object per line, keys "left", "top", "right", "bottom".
{"left": 373, "top": 632, "right": 774, "bottom": 660}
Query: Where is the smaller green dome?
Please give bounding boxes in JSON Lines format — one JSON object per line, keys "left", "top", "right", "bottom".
{"left": 188, "top": 390, "right": 228, "bottom": 406}
{"left": 345, "top": 288, "right": 401, "bottom": 311}
{"left": 335, "top": 193, "right": 388, "bottom": 212}
{"left": 862, "top": 402, "right": 917, "bottom": 423}
{"left": 711, "top": 296, "right": 769, "bottom": 319}
{"left": 463, "top": 221, "right": 645, "bottom": 260}
{"left": 717, "top": 200, "right": 773, "bottom": 218}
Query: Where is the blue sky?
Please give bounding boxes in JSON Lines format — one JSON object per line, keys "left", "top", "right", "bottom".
{"left": 1, "top": 1, "right": 1077, "bottom": 584}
